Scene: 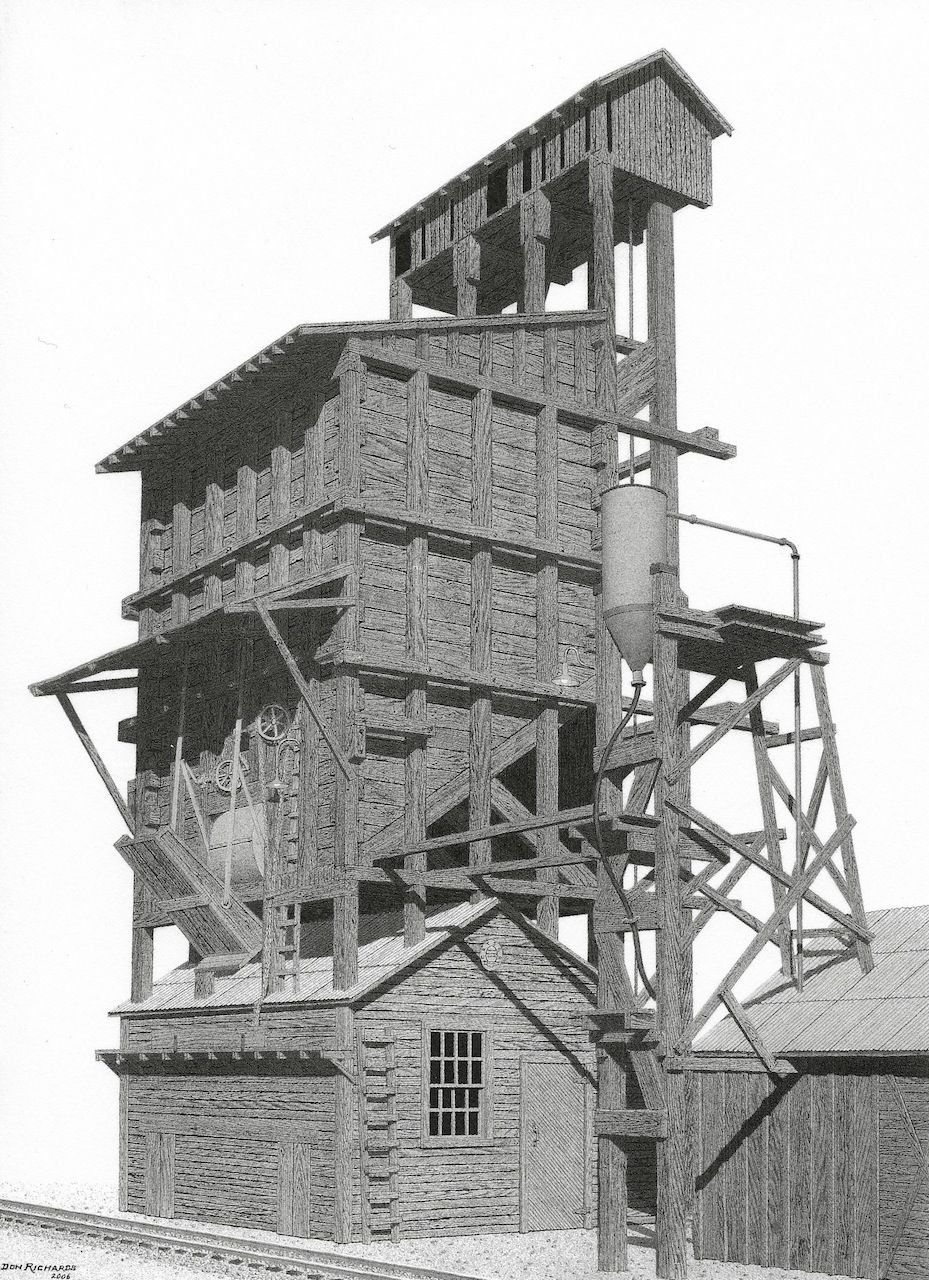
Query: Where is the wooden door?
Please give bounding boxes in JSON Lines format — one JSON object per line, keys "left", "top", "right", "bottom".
{"left": 278, "top": 1142, "right": 316, "bottom": 1237}
{"left": 879, "top": 1076, "right": 929, "bottom": 1280}
{"left": 144, "top": 1131, "right": 175, "bottom": 1218}
{"left": 520, "top": 1057, "right": 588, "bottom": 1231}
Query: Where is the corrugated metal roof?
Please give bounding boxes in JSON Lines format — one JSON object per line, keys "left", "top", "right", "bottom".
{"left": 697, "top": 906, "right": 929, "bottom": 1056}
{"left": 112, "top": 898, "right": 595, "bottom": 1017}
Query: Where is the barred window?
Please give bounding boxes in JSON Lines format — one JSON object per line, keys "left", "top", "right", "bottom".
{"left": 428, "top": 1030, "right": 486, "bottom": 1138}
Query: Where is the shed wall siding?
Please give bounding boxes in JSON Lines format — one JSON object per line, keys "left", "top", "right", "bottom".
{"left": 357, "top": 912, "right": 598, "bottom": 1239}
{"left": 124, "top": 1073, "right": 336, "bottom": 1237}
{"left": 694, "top": 1061, "right": 929, "bottom": 1279}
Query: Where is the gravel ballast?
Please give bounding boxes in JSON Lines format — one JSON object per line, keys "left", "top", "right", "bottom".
{"left": 0, "top": 1180, "right": 857, "bottom": 1280}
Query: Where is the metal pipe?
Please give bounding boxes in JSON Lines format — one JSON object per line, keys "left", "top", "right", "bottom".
{"left": 673, "top": 510, "right": 804, "bottom": 987}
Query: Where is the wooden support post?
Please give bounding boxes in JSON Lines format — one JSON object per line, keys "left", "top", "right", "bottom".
{"left": 171, "top": 466, "right": 191, "bottom": 627}
{"left": 131, "top": 879, "right": 154, "bottom": 1003}
{"left": 745, "top": 664, "right": 794, "bottom": 977}
{"left": 390, "top": 276, "right": 412, "bottom": 321}
{"left": 597, "top": 910, "right": 629, "bottom": 1271}
{"left": 203, "top": 441, "right": 224, "bottom": 612}
{"left": 169, "top": 652, "right": 190, "bottom": 834}
{"left": 647, "top": 193, "right": 690, "bottom": 1280}
{"left": 235, "top": 429, "right": 257, "bottom": 601}
{"left": 809, "top": 665, "right": 873, "bottom": 973}
{"left": 470, "top": 388, "right": 493, "bottom": 893}
{"left": 520, "top": 191, "right": 550, "bottom": 314}
{"left": 652, "top": 565, "right": 690, "bottom": 1280}
{"left": 333, "top": 348, "right": 362, "bottom": 1244}
{"left": 536, "top": 329, "right": 560, "bottom": 936}
{"left": 269, "top": 409, "right": 292, "bottom": 592}
{"left": 453, "top": 234, "right": 481, "bottom": 318}
{"left": 404, "top": 344, "right": 429, "bottom": 946}
{"left": 138, "top": 473, "right": 161, "bottom": 638}
{"left": 222, "top": 643, "right": 249, "bottom": 908}
{"left": 647, "top": 198, "right": 678, "bottom": 561}
{"left": 589, "top": 151, "right": 616, "bottom": 410}
{"left": 297, "top": 387, "right": 324, "bottom": 887}
{"left": 592, "top": 175, "right": 628, "bottom": 1262}
{"left": 131, "top": 768, "right": 155, "bottom": 1003}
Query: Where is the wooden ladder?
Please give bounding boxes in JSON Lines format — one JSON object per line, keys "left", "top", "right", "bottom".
{"left": 271, "top": 902, "right": 301, "bottom": 994}
{"left": 358, "top": 1034, "right": 400, "bottom": 1242}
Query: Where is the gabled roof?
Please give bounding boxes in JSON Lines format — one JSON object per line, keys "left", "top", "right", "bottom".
{"left": 94, "top": 311, "right": 606, "bottom": 476}
{"left": 697, "top": 906, "right": 929, "bottom": 1057}
{"left": 112, "top": 898, "right": 596, "bottom": 1017}
{"left": 370, "top": 49, "right": 732, "bottom": 244}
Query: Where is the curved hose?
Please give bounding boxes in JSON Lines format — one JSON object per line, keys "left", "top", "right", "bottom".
{"left": 592, "top": 682, "right": 656, "bottom": 1002}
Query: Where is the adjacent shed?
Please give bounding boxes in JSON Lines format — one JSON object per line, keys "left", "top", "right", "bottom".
{"left": 692, "top": 906, "right": 929, "bottom": 1279}
{"left": 102, "top": 898, "right": 600, "bottom": 1242}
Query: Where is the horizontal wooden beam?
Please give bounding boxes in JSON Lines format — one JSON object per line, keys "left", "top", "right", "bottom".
{"left": 228, "top": 595, "right": 356, "bottom": 614}
{"left": 335, "top": 496, "right": 600, "bottom": 576}
{"left": 374, "top": 805, "right": 658, "bottom": 866}
{"left": 765, "top": 726, "right": 828, "bottom": 749}
{"left": 595, "top": 1109, "right": 668, "bottom": 1139}
{"left": 60, "top": 676, "right": 139, "bottom": 693}
{"left": 354, "top": 340, "right": 736, "bottom": 460}
{"left": 121, "top": 502, "right": 340, "bottom": 617}
{"left": 264, "top": 866, "right": 599, "bottom": 910}
{"left": 328, "top": 647, "right": 597, "bottom": 709}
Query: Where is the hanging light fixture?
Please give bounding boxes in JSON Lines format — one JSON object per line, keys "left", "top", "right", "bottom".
{"left": 554, "top": 645, "right": 582, "bottom": 688}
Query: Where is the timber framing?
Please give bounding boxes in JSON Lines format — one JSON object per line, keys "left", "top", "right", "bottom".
{"left": 29, "top": 50, "right": 885, "bottom": 1280}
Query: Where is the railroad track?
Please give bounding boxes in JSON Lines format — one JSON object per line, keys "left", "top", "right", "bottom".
{"left": 0, "top": 1198, "right": 486, "bottom": 1280}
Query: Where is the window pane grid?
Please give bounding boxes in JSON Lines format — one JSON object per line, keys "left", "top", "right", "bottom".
{"left": 428, "top": 1030, "right": 485, "bottom": 1139}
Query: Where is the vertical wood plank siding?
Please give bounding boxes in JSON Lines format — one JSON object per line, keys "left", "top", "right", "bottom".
{"left": 694, "top": 1062, "right": 929, "bottom": 1279}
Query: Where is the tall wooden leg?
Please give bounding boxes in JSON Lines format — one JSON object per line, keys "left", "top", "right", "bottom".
{"left": 470, "top": 389, "right": 493, "bottom": 892}
{"left": 745, "top": 664, "right": 794, "bottom": 977}
{"left": 653, "top": 569, "right": 689, "bottom": 1280}
{"left": 597, "top": 911, "right": 629, "bottom": 1272}
{"left": 648, "top": 196, "right": 689, "bottom": 1280}
{"left": 535, "top": 330, "right": 560, "bottom": 936}
{"left": 810, "top": 665, "right": 873, "bottom": 973}
{"left": 404, "top": 356, "right": 429, "bottom": 946}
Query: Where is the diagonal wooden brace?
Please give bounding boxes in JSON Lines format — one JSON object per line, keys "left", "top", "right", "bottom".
{"left": 669, "top": 800, "right": 870, "bottom": 944}
{"left": 719, "top": 989, "right": 782, "bottom": 1076}
{"left": 667, "top": 658, "right": 801, "bottom": 783}
{"left": 255, "top": 599, "right": 353, "bottom": 781}
{"left": 690, "top": 814, "right": 855, "bottom": 1041}
{"left": 57, "top": 693, "right": 133, "bottom": 830}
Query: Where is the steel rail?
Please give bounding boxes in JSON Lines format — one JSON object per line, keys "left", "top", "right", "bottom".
{"left": 0, "top": 1198, "right": 485, "bottom": 1280}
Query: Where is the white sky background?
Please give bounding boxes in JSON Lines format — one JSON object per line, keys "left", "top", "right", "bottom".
{"left": 1, "top": 0, "right": 928, "bottom": 1190}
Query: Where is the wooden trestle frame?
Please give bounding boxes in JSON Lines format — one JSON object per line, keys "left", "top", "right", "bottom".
{"left": 31, "top": 80, "right": 871, "bottom": 1277}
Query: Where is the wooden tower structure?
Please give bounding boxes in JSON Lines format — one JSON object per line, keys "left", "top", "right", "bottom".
{"left": 31, "top": 49, "right": 874, "bottom": 1278}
